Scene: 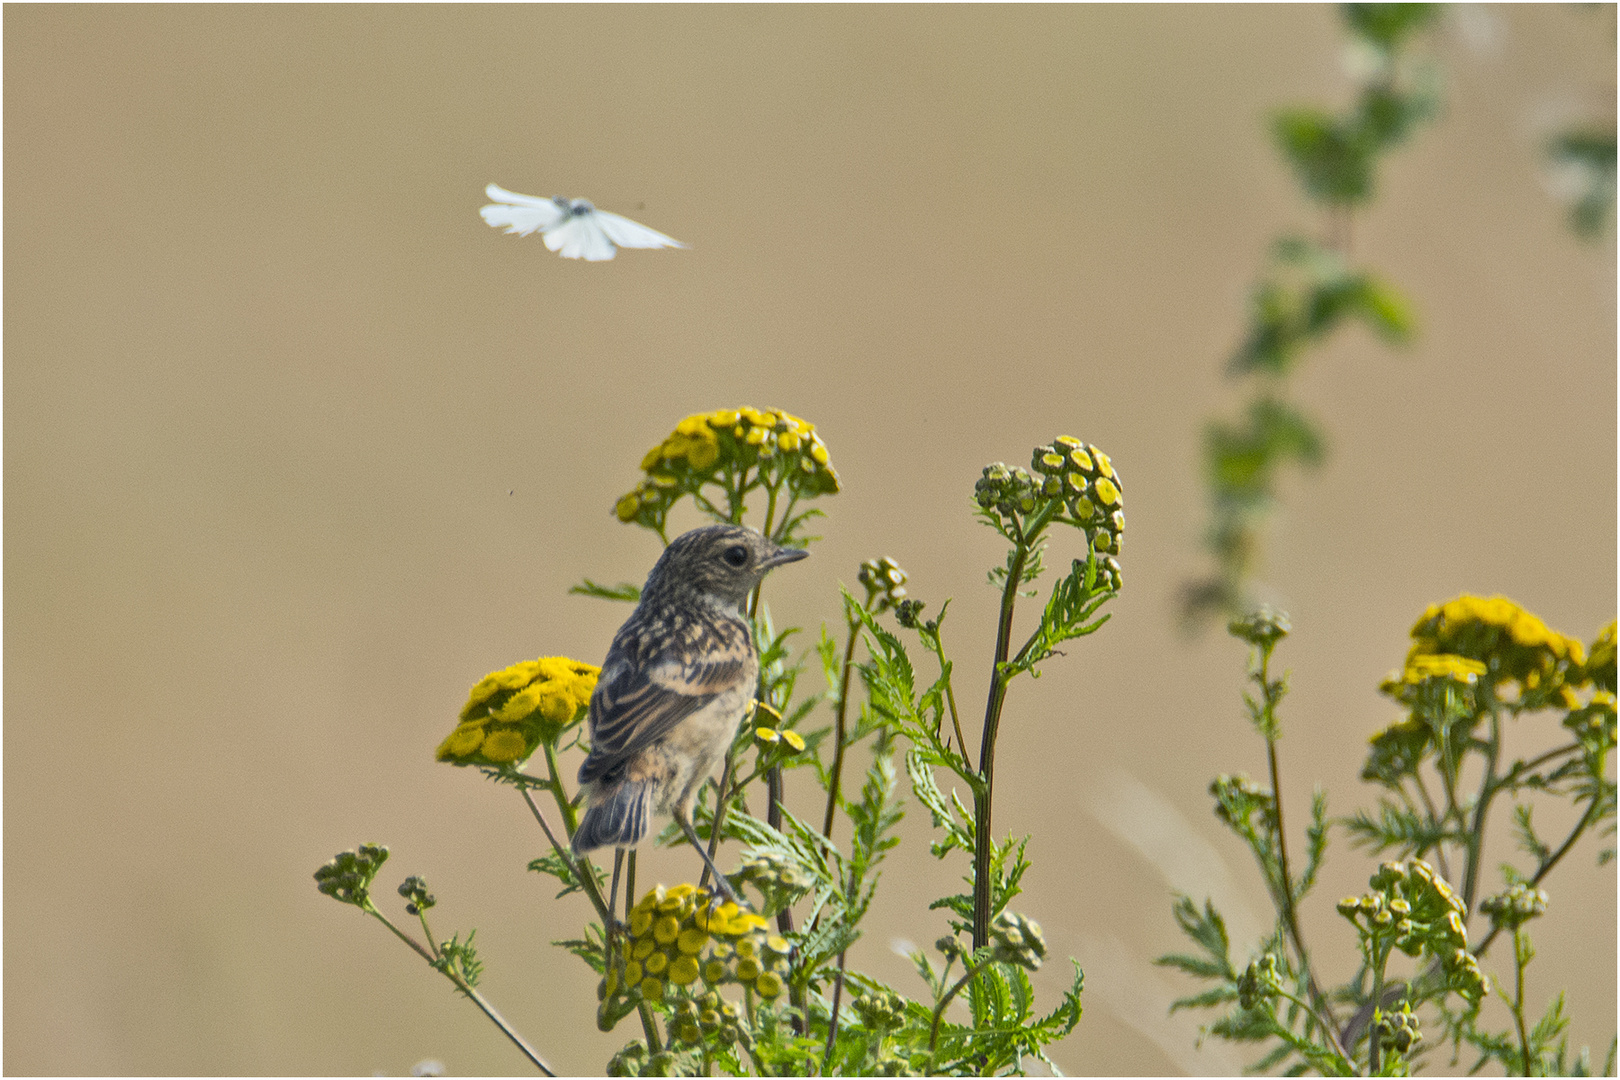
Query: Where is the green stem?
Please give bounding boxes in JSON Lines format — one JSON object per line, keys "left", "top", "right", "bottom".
{"left": 543, "top": 741, "right": 579, "bottom": 837}
{"left": 931, "top": 633, "right": 969, "bottom": 764}
{"left": 700, "top": 740, "right": 739, "bottom": 892}
{"left": 365, "top": 907, "right": 555, "bottom": 1075}
{"left": 928, "top": 958, "right": 991, "bottom": 1058}
{"left": 973, "top": 534, "right": 1031, "bottom": 950}
{"left": 1511, "top": 926, "right": 1533, "bottom": 1077}
{"left": 519, "top": 788, "right": 613, "bottom": 928}
{"left": 1462, "top": 712, "right": 1503, "bottom": 913}
{"left": 639, "top": 1000, "right": 663, "bottom": 1055}
{"left": 822, "top": 950, "right": 849, "bottom": 1072}
{"left": 1368, "top": 938, "right": 1389, "bottom": 1074}
{"left": 1272, "top": 987, "right": 1349, "bottom": 1071}
{"left": 1255, "top": 647, "right": 1343, "bottom": 1051}
{"left": 1475, "top": 794, "right": 1600, "bottom": 960}
{"left": 823, "top": 612, "right": 862, "bottom": 837}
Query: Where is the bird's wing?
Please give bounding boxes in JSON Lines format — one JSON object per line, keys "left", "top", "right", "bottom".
{"left": 480, "top": 184, "right": 566, "bottom": 236}
{"left": 543, "top": 214, "right": 618, "bottom": 261}
{"left": 578, "top": 619, "right": 753, "bottom": 784}
{"left": 592, "top": 210, "right": 686, "bottom": 251}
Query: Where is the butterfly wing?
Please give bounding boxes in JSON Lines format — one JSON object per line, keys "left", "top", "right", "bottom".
{"left": 578, "top": 619, "right": 753, "bottom": 785}
{"left": 543, "top": 213, "right": 619, "bottom": 261}
{"left": 479, "top": 183, "right": 566, "bottom": 236}
{"left": 593, "top": 209, "right": 686, "bottom": 251}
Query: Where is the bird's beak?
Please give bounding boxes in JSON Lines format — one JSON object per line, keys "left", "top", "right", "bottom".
{"left": 762, "top": 545, "right": 810, "bottom": 569}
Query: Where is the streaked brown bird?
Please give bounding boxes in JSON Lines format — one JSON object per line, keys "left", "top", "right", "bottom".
{"left": 572, "top": 524, "right": 808, "bottom": 908}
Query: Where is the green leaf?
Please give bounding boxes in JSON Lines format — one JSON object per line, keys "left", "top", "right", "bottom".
{"left": 1274, "top": 108, "right": 1376, "bottom": 205}
{"left": 568, "top": 578, "right": 640, "bottom": 602}
{"left": 1341, "top": 3, "right": 1438, "bottom": 52}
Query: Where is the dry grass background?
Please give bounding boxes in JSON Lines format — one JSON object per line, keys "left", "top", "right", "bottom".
{"left": 4, "top": 5, "right": 1614, "bottom": 1075}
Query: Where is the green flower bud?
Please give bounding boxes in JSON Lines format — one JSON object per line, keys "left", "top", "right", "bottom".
{"left": 1480, "top": 883, "right": 1549, "bottom": 930}
{"left": 990, "top": 911, "right": 1046, "bottom": 970}
{"left": 858, "top": 557, "right": 909, "bottom": 613}
{"left": 398, "top": 875, "right": 435, "bottom": 915}
{"left": 854, "top": 989, "right": 908, "bottom": 1030}
{"left": 313, "top": 844, "right": 390, "bottom": 907}
{"left": 1228, "top": 607, "right": 1291, "bottom": 648}
{"left": 1237, "top": 953, "right": 1283, "bottom": 1010}
{"left": 606, "top": 1040, "right": 648, "bottom": 1076}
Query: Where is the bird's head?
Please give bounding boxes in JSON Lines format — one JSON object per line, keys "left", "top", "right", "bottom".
{"left": 644, "top": 525, "right": 808, "bottom": 610}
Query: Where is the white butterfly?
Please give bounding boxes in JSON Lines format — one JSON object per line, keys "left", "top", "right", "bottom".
{"left": 479, "top": 183, "right": 686, "bottom": 261}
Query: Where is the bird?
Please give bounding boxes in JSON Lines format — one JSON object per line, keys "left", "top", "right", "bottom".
{"left": 571, "top": 524, "right": 808, "bottom": 909}
{"left": 479, "top": 183, "right": 685, "bottom": 261}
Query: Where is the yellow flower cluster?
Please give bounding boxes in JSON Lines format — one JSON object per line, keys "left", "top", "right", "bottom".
{"left": 1378, "top": 653, "right": 1487, "bottom": 704}
{"left": 437, "top": 657, "right": 599, "bottom": 766}
{"left": 1406, "top": 595, "right": 1586, "bottom": 704}
{"left": 601, "top": 884, "right": 784, "bottom": 1013}
{"left": 613, "top": 408, "right": 840, "bottom": 529}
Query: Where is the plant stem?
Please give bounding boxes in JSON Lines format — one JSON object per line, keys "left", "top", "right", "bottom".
{"left": 1255, "top": 645, "right": 1342, "bottom": 1046}
{"left": 973, "top": 534, "right": 1030, "bottom": 950}
{"left": 821, "top": 950, "right": 849, "bottom": 1072}
{"left": 701, "top": 741, "right": 739, "bottom": 892}
{"left": 639, "top": 1000, "right": 663, "bottom": 1055}
{"left": 542, "top": 742, "right": 579, "bottom": 837}
{"left": 519, "top": 788, "right": 613, "bottom": 927}
{"left": 1368, "top": 938, "right": 1388, "bottom": 1074}
{"left": 823, "top": 612, "right": 862, "bottom": 837}
{"left": 1462, "top": 712, "right": 1503, "bottom": 913}
{"left": 928, "top": 959, "right": 991, "bottom": 1057}
{"left": 1511, "top": 926, "right": 1533, "bottom": 1077}
{"left": 1475, "top": 794, "right": 1600, "bottom": 960}
{"left": 931, "top": 633, "right": 969, "bottom": 764}
{"left": 365, "top": 907, "right": 555, "bottom": 1075}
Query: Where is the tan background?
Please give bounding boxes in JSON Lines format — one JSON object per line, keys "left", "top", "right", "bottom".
{"left": 5, "top": 5, "right": 1614, "bottom": 1076}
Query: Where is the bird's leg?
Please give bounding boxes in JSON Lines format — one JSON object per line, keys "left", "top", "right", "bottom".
{"left": 608, "top": 848, "right": 624, "bottom": 931}
{"left": 673, "top": 807, "right": 742, "bottom": 905}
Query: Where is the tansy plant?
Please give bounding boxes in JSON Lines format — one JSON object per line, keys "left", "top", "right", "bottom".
{"left": 1181, "top": 4, "right": 1438, "bottom": 629}
{"left": 315, "top": 407, "right": 1122, "bottom": 1075}
{"left": 1159, "top": 597, "right": 1616, "bottom": 1076}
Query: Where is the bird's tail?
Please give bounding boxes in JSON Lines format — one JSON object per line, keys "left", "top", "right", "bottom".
{"left": 571, "top": 779, "right": 653, "bottom": 855}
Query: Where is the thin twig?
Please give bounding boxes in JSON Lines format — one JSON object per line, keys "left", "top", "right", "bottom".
{"left": 823, "top": 612, "right": 862, "bottom": 837}
{"left": 1474, "top": 794, "right": 1601, "bottom": 960}
{"left": 366, "top": 908, "right": 556, "bottom": 1075}
{"left": 928, "top": 959, "right": 991, "bottom": 1056}
{"left": 519, "top": 788, "right": 612, "bottom": 927}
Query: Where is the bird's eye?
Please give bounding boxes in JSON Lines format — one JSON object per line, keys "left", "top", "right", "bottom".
{"left": 722, "top": 545, "right": 749, "bottom": 568}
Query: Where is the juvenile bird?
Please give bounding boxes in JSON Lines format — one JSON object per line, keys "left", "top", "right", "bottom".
{"left": 572, "top": 524, "right": 808, "bottom": 904}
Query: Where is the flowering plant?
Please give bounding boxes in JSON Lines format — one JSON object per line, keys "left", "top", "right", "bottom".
{"left": 316, "top": 407, "right": 1120, "bottom": 1075}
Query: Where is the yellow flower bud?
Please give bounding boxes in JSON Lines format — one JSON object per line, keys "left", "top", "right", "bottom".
{"left": 654, "top": 915, "right": 681, "bottom": 944}
{"left": 669, "top": 956, "right": 700, "bottom": 985}
{"left": 755, "top": 971, "right": 783, "bottom": 999}
{"left": 677, "top": 928, "right": 709, "bottom": 955}
{"left": 644, "top": 951, "right": 668, "bottom": 975}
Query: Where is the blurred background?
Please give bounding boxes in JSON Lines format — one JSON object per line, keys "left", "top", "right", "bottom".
{"left": 5, "top": 5, "right": 1614, "bottom": 1075}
